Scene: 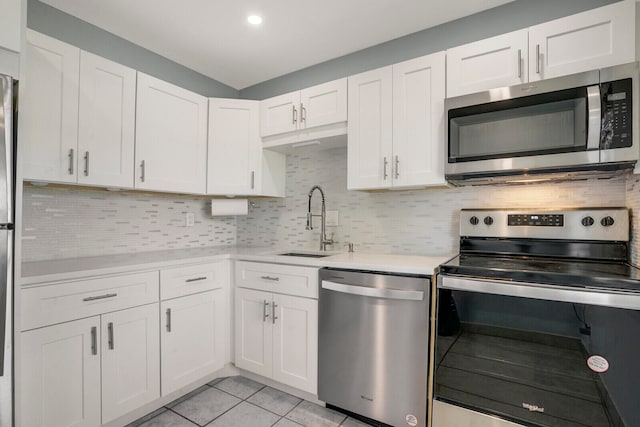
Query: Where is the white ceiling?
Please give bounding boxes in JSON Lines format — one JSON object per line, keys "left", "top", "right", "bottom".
{"left": 41, "top": 0, "right": 514, "bottom": 90}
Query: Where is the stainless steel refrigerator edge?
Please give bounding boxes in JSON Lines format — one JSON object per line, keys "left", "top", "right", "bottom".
{"left": 318, "top": 268, "right": 430, "bottom": 427}
{"left": 0, "top": 74, "right": 16, "bottom": 427}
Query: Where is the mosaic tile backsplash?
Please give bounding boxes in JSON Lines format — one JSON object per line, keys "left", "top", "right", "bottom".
{"left": 237, "top": 147, "right": 628, "bottom": 257}
{"left": 22, "top": 146, "right": 635, "bottom": 263}
{"left": 22, "top": 185, "right": 236, "bottom": 262}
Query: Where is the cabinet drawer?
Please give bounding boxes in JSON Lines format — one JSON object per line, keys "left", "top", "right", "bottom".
{"left": 21, "top": 271, "right": 159, "bottom": 331}
{"left": 160, "top": 261, "right": 229, "bottom": 300}
{"left": 235, "top": 261, "right": 319, "bottom": 299}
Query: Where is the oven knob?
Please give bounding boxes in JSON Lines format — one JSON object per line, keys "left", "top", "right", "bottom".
{"left": 581, "top": 216, "right": 595, "bottom": 227}
{"left": 469, "top": 216, "right": 479, "bottom": 225}
{"left": 601, "top": 216, "right": 615, "bottom": 227}
{"left": 484, "top": 216, "right": 494, "bottom": 226}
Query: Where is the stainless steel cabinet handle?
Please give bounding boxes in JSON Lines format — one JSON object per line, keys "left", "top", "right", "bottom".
{"left": 263, "top": 300, "right": 270, "bottom": 322}
{"left": 383, "top": 157, "right": 388, "bottom": 180}
{"left": 166, "top": 308, "right": 172, "bottom": 332}
{"left": 107, "top": 322, "right": 114, "bottom": 350}
{"left": 272, "top": 302, "right": 278, "bottom": 324}
{"left": 83, "top": 293, "right": 117, "bottom": 302}
{"left": 250, "top": 171, "right": 255, "bottom": 190}
{"left": 394, "top": 155, "right": 400, "bottom": 179}
{"left": 517, "top": 49, "right": 522, "bottom": 78}
{"left": 260, "top": 275, "right": 280, "bottom": 281}
{"left": 68, "top": 148, "right": 74, "bottom": 175}
{"left": 292, "top": 105, "right": 297, "bottom": 124}
{"left": 140, "top": 160, "right": 145, "bottom": 182}
{"left": 185, "top": 276, "right": 207, "bottom": 283}
{"left": 300, "top": 103, "right": 306, "bottom": 123}
{"left": 535, "top": 44, "right": 540, "bottom": 74}
{"left": 90, "top": 326, "right": 97, "bottom": 355}
{"left": 83, "top": 151, "right": 89, "bottom": 176}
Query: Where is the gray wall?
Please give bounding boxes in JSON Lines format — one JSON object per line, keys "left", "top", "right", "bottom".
{"left": 27, "top": 0, "right": 238, "bottom": 98}
{"left": 240, "top": 0, "right": 620, "bottom": 100}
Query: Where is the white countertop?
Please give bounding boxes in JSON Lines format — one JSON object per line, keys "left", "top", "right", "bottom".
{"left": 20, "top": 246, "right": 454, "bottom": 286}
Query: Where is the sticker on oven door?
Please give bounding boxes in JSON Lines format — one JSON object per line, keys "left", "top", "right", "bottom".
{"left": 587, "top": 355, "right": 610, "bottom": 373}
{"left": 405, "top": 414, "right": 418, "bottom": 426}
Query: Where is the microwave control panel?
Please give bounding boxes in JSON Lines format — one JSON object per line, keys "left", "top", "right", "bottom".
{"left": 601, "top": 78, "right": 632, "bottom": 149}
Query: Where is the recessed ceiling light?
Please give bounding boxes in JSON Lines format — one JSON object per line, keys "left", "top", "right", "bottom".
{"left": 247, "top": 15, "right": 263, "bottom": 25}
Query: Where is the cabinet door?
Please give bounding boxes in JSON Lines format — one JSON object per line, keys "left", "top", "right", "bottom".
{"left": 392, "top": 52, "right": 446, "bottom": 188}
{"left": 347, "top": 66, "right": 393, "bottom": 190}
{"left": 529, "top": 1, "right": 635, "bottom": 81}
{"left": 300, "top": 78, "right": 347, "bottom": 130}
{"left": 260, "top": 91, "right": 300, "bottom": 137}
{"left": 101, "top": 304, "right": 160, "bottom": 424}
{"left": 207, "top": 99, "right": 261, "bottom": 195}
{"left": 21, "top": 317, "right": 101, "bottom": 427}
{"left": 161, "top": 290, "right": 226, "bottom": 395}
{"left": 22, "top": 30, "right": 80, "bottom": 183}
{"left": 77, "top": 51, "right": 136, "bottom": 188}
{"left": 446, "top": 29, "right": 528, "bottom": 97}
{"left": 272, "top": 294, "right": 318, "bottom": 394}
{"left": 234, "top": 287, "right": 272, "bottom": 378}
{"left": 0, "top": 0, "right": 20, "bottom": 53}
{"left": 135, "top": 73, "right": 207, "bottom": 194}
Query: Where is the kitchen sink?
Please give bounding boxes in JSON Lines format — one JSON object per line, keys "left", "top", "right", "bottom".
{"left": 277, "top": 252, "right": 331, "bottom": 258}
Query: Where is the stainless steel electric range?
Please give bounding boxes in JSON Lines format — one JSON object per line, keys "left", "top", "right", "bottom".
{"left": 435, "top": 208, "right": 640, "bottom": 427}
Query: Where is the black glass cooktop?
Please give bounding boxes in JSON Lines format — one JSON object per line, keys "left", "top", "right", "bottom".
{"left": 440, "top": 254, "right": 640, "bottom": 293}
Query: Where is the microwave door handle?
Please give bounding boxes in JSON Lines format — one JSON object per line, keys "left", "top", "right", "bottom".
{"left": 586, "top": 85, "right": 601, "bottom": 151}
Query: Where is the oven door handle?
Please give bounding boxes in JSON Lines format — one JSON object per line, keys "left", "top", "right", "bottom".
{"left": 322, "top": 280, "right": 424, "bottom": 301}
{"left": 438, "top": 275, "right": 640, "bottom": 311}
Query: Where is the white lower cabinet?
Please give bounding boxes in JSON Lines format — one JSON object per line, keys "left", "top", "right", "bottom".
{"left": 21, "top": 316, "right": 102, "bottom": 427}
{"left": 101, "top": 304, "right": 160, "bottom": 424}
{"left": 235, "top": 286, "right": 318, "bottom": 394}
{"left": 21, "top": 303, "right": 160, "bottom": 427}
{"left": 161, "top": 289, "right": 228, "bottom": 395}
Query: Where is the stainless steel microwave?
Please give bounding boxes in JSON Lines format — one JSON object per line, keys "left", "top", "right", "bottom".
{"left": 445, "top": 62, "right": 639, "bottom": 185}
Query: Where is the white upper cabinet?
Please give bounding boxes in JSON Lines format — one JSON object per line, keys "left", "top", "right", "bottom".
{"left": 0, "top": 0, "right": 20, "bottom": 53}
{"left": 135, "top": 72, "right": 208, "bottom": 194}
{"left": 260, "top": 91, "right": 300, "bottom": 137}
{"left": 260, "top": 78, "right": 347, "bottom": 146}
{"left": 447, "top": 29, "right": 528, "bottom": 97}
{"left": 208, "top": 99, "right": 262, "bottom": 195}
{"left": 348, "top": 52, "right": 446, "bottom": 190}
{"left": 347, "top": 66, "right": 393, "bottom": 190}
{"left": 22, "top": 30, "right": 137, "bottom": 188}
{"left": 77, "top": 51, "right": 136, "bottom": 188}
{"left": 22, "top": 30, "right": 80, "bottom": 183}
{"left": 529, "top": 1, "right": 636, "bottom": 81}
{"left": 392, "top": 52, "right": 446, "bottom": 188}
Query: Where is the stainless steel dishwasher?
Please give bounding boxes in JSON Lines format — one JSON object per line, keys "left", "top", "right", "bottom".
{"left": 318, "top": 268, "right": 431, "bottom": 427}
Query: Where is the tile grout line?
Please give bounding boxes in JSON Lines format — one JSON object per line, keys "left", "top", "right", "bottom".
{"left": 200, "top": 381, "right": 268, "bottom": 426}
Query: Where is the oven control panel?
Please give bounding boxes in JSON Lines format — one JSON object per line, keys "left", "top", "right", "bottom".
{"left": 507, "top": 214, "right": 564, "bottom": 227}
{"left": 461, "top": 208, "right": 629, "bottom": 241}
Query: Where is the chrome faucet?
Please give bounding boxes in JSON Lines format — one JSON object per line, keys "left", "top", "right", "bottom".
{"left": 306, "top": 185, "right": 334, "bottom": 251}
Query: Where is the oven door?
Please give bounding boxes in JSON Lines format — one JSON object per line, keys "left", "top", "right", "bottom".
{"left": 445, "top": 70, "right": 601, "bottom": 176}
{"left": 435, "top": 275, "right": 640, "bottom": 427}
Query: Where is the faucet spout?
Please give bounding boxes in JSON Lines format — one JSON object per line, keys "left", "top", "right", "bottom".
{"left": 306, "top": 185, "right": 333, "bottom": 251}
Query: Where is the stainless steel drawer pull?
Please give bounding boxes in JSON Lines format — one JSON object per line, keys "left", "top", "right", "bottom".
{"left": 166, "top": 308, "right": 172, "bottom": 332}
{"left": 260, "top": 275, "right": 280, "bottom": 281}
{"left": 395, "top": 155, "right": 400, "bottom": 179}
{"left": 272, "top": 302, "right": 278, "bottom": 324}
{"left": 107, "top": 322, "right": 114, "bottom": 350}
{"left": 83, "top": 293, "right": 118, "bottom": 302}
{"left": 263, "top": 300, "right": 270, "bottom": 322}
{"left": 517, "top": 49, "right": 522, "bottom": 78}
{"left": 250, "top": 171, "right": 255, "bottom": 190}
{"left": 300, "top": 103, "right": 306, "bottom": 123}
{"left": 185, "top": 276, "right": 207, "bottom": 283}
{"left": 68, "top": 148, "right": 74, "bottom": 175}
{"left": 536, "top": 44, "right": 540, "bottom": 74}
{"left": 383, "top": 157, "right": 388, "bottom": 180}
{"left": 90, "top": 326, "right": 97, "bottom": 355}
{"left": 83, "top": 151, "right": 89, "bottom": 176}
{"left": 292, "top": 105, "right": 297, "bottom": 124}
{"left": 321, "top": 281, "right": 424, "bottom": 301}
{"left": 140, "top": 160, "right": 146, "bottom": 182}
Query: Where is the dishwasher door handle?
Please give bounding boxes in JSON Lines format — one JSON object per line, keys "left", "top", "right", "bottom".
{"left": 321, "top": 280, "right": 423, "bottom": 301}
